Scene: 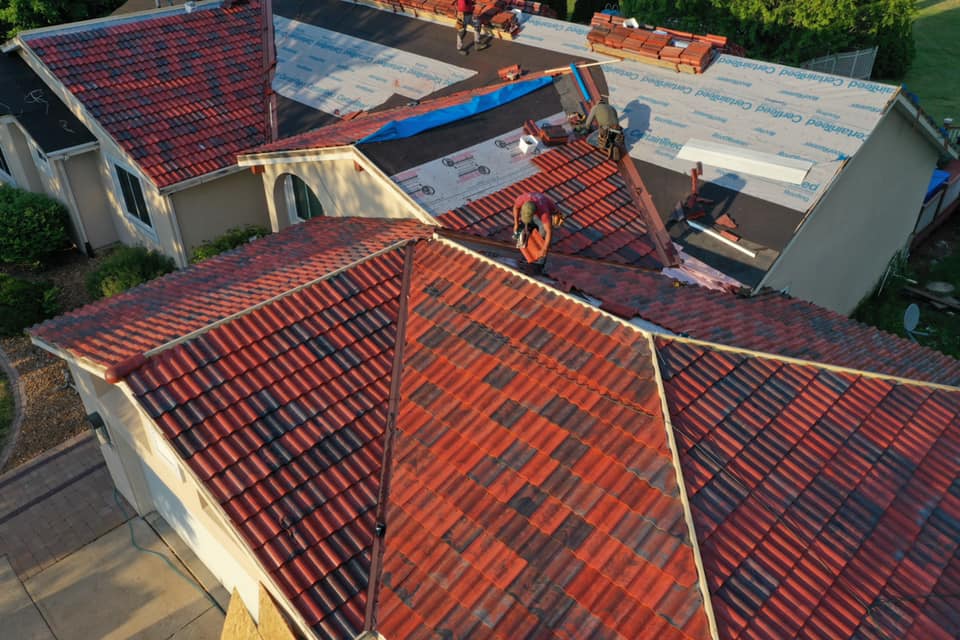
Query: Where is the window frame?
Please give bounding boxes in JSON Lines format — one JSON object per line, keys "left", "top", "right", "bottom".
{"left": 284, "top": 174, "right": 324, "bottom": 223}
{"left": 112, "top": 161, "right": 154, "bottom": 233}
{"left": 0, "top": 145, "right": 13, "bottom": 186}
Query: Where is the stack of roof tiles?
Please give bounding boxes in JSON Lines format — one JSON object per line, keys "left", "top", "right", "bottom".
{"left": 29, "top": 217, "right": 960, "bottom": 640}
{"left": 439, "top": 140, "right": 664, "bottom": 269}
{"left": 23, "top": 2, "right": 268, "bottom": 189}
{"left": 587, "top": 13, "right": 727, "bottom": 74}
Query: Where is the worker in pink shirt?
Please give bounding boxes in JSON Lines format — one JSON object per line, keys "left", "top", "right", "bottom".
{"left": 456, "top": 0, "right": 492, "bottom": 55}
{"left": 512, "top": 192, "right": 560, "bottom": 273}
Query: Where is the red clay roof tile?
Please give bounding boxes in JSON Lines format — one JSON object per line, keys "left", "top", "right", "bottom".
{"left": 25, "top": 2, "right": 267, "bottom": 188}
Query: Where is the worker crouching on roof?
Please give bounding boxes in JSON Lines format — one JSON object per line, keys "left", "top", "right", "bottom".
{"left": 512, "top": 192, "right": 559, "bottom": 275}
{"left": 456, "top": 0, "right": 492, "bottom": 55}
{"left": 582, "top": 97, "right": 624, "bottom": 161}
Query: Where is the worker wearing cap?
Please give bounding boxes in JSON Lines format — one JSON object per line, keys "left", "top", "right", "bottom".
{"left": 512, "top": 192, "right": 558, "bottom": 273}
{"left": 583, "top": 97, "right": 624, "bottom": 160}
{"left": 456, "top": 0, "right": 492, "bottom": 55}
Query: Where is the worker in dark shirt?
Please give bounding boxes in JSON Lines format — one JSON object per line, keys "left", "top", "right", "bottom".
{"left": 582, "top": 96, "right": 624, "bottom": 160}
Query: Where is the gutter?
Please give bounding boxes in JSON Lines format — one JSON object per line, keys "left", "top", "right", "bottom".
{"left": 893, "top": 93, "right": 959, "bottom": 159}
{"left": 157, "top": 164, "right": 246, "bottom": 196}
{"left": 46, "top": 140, "right": 99, "bottom": 160}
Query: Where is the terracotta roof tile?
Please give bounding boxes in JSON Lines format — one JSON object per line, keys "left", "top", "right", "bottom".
{"left": 657, "top": 337, "right": 960, "bottom": 639}
{"left": 29, "top": 217, "right": 431, "bottom": 369}
{"left": 377, "top": 241, "right": 708, "bottom": 638}
{"left": 438, "top": 140, "right": 664, "bottom": 269}
{"left": 25, "top": 2, "right": 267, "bottom": 188}
{"left": 549, "top": 258, "right": 960, "bottom": 388}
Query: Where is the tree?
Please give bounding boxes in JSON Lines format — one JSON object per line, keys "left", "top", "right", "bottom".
{"left": 0, "top": 0, "right": 125, "bottom": 38}
{"left": 619, "top": 0, "right": 915, "bottom": 77}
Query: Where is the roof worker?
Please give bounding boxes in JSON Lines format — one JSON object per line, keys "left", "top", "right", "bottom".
{"left": 512, "top": 192, "right": 559, "bottom": 274}
{"left": 582, "top": 96, "right": 624, "bottom": 161}
{"left": 456, "top": 0, "right": 492, "bottom": 55}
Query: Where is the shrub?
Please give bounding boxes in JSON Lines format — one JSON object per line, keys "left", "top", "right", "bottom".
{"left": 0, "top": 185, "right": 70, "bottom": 266}
{"left": 0, "top": 273, "right": 59, "bottom": 336}
{"left": 189, "top": 225, "right": 270, "bottom": 264}
{"left": 85, "top": 246, "right": 176, "bottom": 300}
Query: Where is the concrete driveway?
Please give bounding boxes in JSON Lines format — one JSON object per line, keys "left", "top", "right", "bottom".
{"left": 0, "top": 433, "right": 225, "bottom": 639}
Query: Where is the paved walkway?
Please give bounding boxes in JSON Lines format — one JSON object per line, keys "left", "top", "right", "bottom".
{"left": 0, "top": 432, "right": 130, "bottom": 579}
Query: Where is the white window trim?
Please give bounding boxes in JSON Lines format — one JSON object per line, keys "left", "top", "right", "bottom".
{"left": 109, "top": 158, "right": 157, "bottom": 239}
{"left": 284, "top": 174, "right": 324, "bottom": 224}
{"left": 31, "top": 143, "right": 51, "bottom": 177}
{"left": 0, "top": 145, "right": 14, "bottom": 186}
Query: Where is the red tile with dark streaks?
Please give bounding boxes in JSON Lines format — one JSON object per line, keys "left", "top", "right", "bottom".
{"left": 437, "top": 140, "right": 664, "bottom": 269}
{"left": 122, "top": 246, "right": 411, "bottom": 638}
{"left": 30, "top": 217, "right": 430, "bottom": 370}
{"left": 656, "top": 337, "right": 960, "bottom": 640}
{"left": 548, "top": 257, "right": 960, "bottom": 388}
{"left": 25, "top": 2, "right": 267, "bottom": 188}
{"left": 377, "top": 241, "right": 708, "bottom": 639}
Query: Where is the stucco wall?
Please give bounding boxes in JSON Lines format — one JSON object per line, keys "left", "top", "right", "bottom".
{"left": 0, "top": 122, "right": 45, "bottom": 192}
{"left": 63, "top": 361, "right": 315, "bottom": 637}
{"left": 261, "top": 156, "right": 429, "bottom": 232}
{"left": 760, "top": 107, "right": 940, "bottom": 314}
{"left": 171, "top": 169, "right": 270, "bottom": 254}
{"left": 64, "top": 151, "right": 117, "bottom": 250}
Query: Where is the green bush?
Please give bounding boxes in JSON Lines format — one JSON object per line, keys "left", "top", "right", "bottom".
{"left": 0, "top": 273, "right": 59, "bottom": 336}
{"left": 189, "top": 225, "right": 269, "bottom": 264}
{"left": 0, "top": 185, "right": 70, "bottom": 266}
{"left": 85, "top": 246, "right": 175, "bottom": 300}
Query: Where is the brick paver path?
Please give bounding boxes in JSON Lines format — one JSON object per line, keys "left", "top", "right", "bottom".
{"left": 0, "top": 432, "right": 131, "bottom": 578}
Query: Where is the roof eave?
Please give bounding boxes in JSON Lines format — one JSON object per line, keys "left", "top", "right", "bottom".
{"left": 237, "top": 144, "right": 360, "bottom": 166}
{"left": 157, "top": 164, "right": 246, "bottom": 196}
{"left": 893, "top": 93, "right": 960, "bottom": 159}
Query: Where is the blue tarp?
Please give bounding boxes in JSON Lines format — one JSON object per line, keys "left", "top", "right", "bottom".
{"left": 357, "top": 76, "right": 554, "bottom": 145}
{"left": 927, "top": 169, "right": 950, "bottom": 201}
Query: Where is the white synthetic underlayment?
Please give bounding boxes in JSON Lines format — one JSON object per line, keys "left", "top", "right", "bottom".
{"left": 273, "top": 15, "right": 476, "bottom": 115}
{"left": 390, "top": 113, "right": 569, "bottom": 216}
{"left": 514, "top": 14, "right": 897, "bottom": 213}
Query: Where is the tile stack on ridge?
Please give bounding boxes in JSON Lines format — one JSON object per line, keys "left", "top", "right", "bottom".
{"left": 352, "top": 0, "right": 555, "bottom": 38}
{"left": 587, "top": 13, "right": 727, "bottom": 74}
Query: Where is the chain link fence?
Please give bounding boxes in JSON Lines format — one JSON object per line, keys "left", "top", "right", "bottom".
{"left": 800, "top": 46, "right": 878, "bottom": 79}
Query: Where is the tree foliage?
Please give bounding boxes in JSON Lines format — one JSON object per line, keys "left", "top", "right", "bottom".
{"left": 618, "top": 0, "right": 915, "bottom": 77}
{"left": 85, "top": 246, "right": 175, "bottom": 300}
{"left": 0, "top": 0, "right": 124, "bottom": 37}
{"left": 190, "top": 225, "right": 270, "bottom": 264}
{"left": 0, "top": 274, "right": 59, "bottom": 336}
{"left": 0, "top": 185, "right": 70, "bottom": 267}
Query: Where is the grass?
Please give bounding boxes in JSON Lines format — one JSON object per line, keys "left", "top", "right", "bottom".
{"left": 0, "top": 368, "right": 12, "bottom": 453}
{"left": 853, "top": 217, "right": 960, "bottom": 358}
{"left": 901, "top": 0, "right": 960, "bottom": 125}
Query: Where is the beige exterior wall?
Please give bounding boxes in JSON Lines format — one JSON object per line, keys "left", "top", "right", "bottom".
{"left": 171, "top": 169, "right": 270, "bottom": 255}
{"left": 63, "top": 151, "right": 117, "bottom": 250}
{"left": 64, "top": 360, "right": 317, "bottom": 639}
{"left": 760, "top": 108, "right": 940, "bottom": 314}
{"left": 0, "top": 121, "right": 45, "bottom": 192}
{"left": 260, "top": 155, "right": 431, "bottom": 232}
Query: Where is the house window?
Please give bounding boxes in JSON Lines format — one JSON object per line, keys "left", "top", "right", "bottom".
{"left": 115, "top": 164, "right": 152, "bottom": 228}
{"left": 32, "top": 145, "right": 51, "bottom": 176}
{"left": 287, "top": 175, "right": 324, "bottom": 221}
{"left": 0, "top": 147, "right": 11, "bottom": 177}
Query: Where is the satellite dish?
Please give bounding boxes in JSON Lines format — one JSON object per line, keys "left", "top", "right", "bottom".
{"left": 903, "top": 304, "right": 920, "bottom": 333}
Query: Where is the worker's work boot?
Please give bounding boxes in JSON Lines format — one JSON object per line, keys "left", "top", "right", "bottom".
{"left": 476, "top": 38, "right": 490, "bottom": 51}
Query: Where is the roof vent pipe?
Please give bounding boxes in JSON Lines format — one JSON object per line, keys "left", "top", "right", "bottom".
{"left": 184, "top": 1, "right": 196, "bottom": 12}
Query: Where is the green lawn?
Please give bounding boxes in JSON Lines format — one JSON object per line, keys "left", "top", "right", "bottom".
{"left": 901, "top": 0, "right": 960, "bottom": 125}
{"left": 0, "top": 369, "right": 12, "bottom": 453}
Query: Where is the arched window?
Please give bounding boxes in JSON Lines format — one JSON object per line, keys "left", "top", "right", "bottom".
{"left": 286, "top": 175, "right": 324, "bottom": 221}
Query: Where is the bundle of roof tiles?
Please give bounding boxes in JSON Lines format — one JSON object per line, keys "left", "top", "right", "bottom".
{"left": 587, "top": 13, "right": 727, "bottom": 74}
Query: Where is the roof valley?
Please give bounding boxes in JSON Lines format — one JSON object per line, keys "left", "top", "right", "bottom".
{"left": 363, "top": 241, "right": 417, "bottom": 631}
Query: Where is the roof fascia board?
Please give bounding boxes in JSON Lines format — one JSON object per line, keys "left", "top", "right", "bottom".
{"left": 28, "top": 335, "right": 107, "bottom": 379}
{"left": 46, "top": 140, "right": 99, "bottom": 160}
{"left": 237, "top": 145, "right": 360, "bottom": 166}
{"left": 15, "top": 0, "right": 222, "bottom": 41}
{"left": 646, "top": 332, "right": 720, "bottom": 640}
{"left": 893, "top": 94, "right": 959, "bottom": 159}
{"left": 110, "top": 379, "right": 320, "bottom": 640}
{"left": 157, "top": 164, "right": 246, "bottom": 196}
{"left": 13, "top": 40, "right": 156, "bottom": 187}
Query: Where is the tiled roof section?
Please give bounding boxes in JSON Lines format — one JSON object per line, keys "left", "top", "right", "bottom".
{"left": 438, "top": 140, "right": 662, "bottom": 269}
{"left": 549, "top": 259, "right": 960, "bottom": 388}
{"left": 25, "top": 3, "right": 266, "bottom": 188}
{"left": 30, "top": 217, "right": 431, "bottom": 370}
{"left": 656, "top": 338, "right": 960, "bottom": 640}
{"left": 249, "top": 82, "right": 509, "bottom": 155}
{"left": 126, "top": 247, "right": 411, "bottom": 638}
{"left": 376, "top": 241, "right": 710, "bottom": 639}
